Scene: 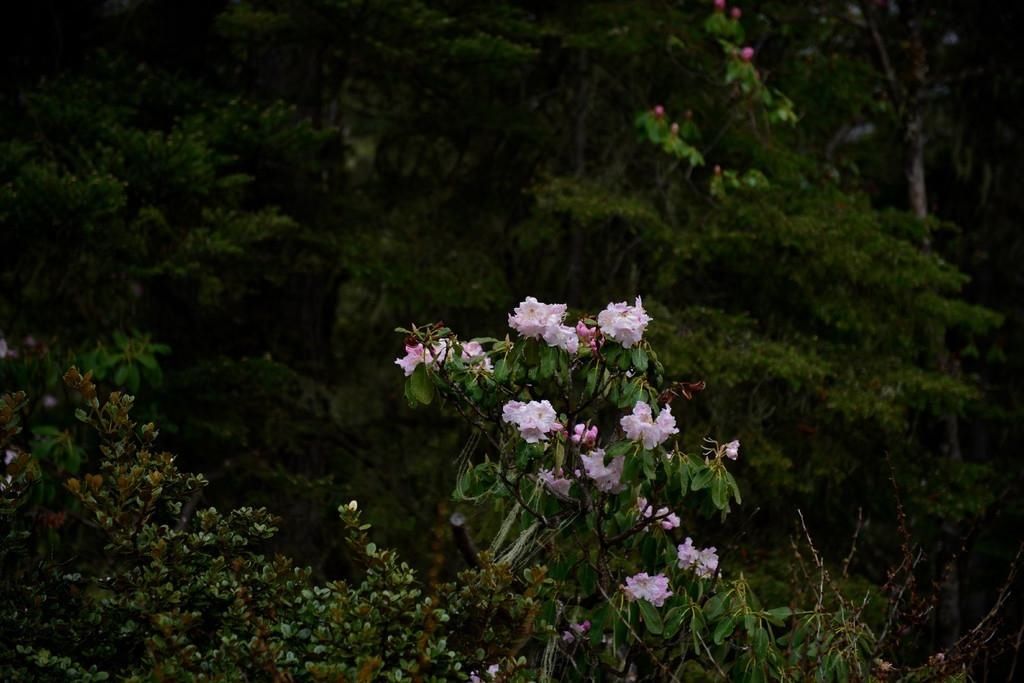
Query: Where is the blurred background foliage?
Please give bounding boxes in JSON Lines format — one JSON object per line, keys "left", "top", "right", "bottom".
{"left": 1, "top": 0, "right": 1021, "bottom": 671}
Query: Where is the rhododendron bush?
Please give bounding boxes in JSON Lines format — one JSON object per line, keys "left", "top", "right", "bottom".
{"left": 396, "top": 296, "right": 879, "bottom": 681}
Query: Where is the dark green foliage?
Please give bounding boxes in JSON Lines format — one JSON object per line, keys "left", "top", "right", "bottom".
{"left": 0, "top": 374, "right": 534, "bottom": 680}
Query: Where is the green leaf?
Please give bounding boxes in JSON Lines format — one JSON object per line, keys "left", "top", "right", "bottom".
{"left": 638, "top": 599, "right": 663, "bottom": 636}
{"left": 713, "top": 616, "right": 736, "bottom": 645}
{"left": 409, "top": 364, "right": 434, "bottom": 405}
{"left": 630, "top": 347, "right": 649, "bottom": 372}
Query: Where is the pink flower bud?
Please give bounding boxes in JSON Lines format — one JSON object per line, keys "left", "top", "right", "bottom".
{"left": 670, "top": 122, "right": 680, "bottom": 135}
{"left": 730, "top": 7, "right": 742, "bottom": 19}
{"left": 740, "top": 46, "right": 755, "bottom": 62}
{"left": 714, "top": 164, "right": 722, "bottom": 175}
{"left": 714, "top": 0, "right": 726, "bottom": 10}
{"left": 653, "top": 105, "right": 665, "bottom": 118}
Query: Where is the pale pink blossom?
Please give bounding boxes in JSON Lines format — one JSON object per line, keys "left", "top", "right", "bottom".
{"left": 502, "top": 400, "right": 561, "bottom": 443}
{"left": 622, "top": 572, "right": 673, "bottom": 607}
{"left": 579, "top": 449, "right": 625, "bottom": 493}
{"left": 724, "top": 439, "right": 740, "bottom": 460}
{"left": 508, "top": 297, "right": 566, "bottom": 339}
{"left": 571, "top": 423, "right": 599, "bottom": 449}
{"left": 575, "top": 320, "right": 599, "bottom": 349}
{"left": 670, "top": 122, "right": 680, "bottom": 135}
{"left": 537, "top": 468, "right": 573, "bottom": 498}
{"left": 394, "top": 339, "right": 452, "bottom": 376}
{"left": 696, "top": 547, "right": 720, "bottom": 578}
{"left": 653, "top": 105, "right": 665, "bottom": 118}
{"left": 41, "top": 394, "right": 58, "bottom": 409}
{"left": 677, "top": 537, "right": 700, "bottom": 569}
{"left": 620, "top": 401, "right": 679, "bottom": 450}
{"left": 0, "top": 338, "right": 16, "bottom": 359}
{"left": 659, "top": 510, "right": 681, "bottom": 530}
{"left": 638, "top": 497, "right": 679, "bottom": 530}
{"left": 4, "top": 449, "right": 16, "bottom": 466}
{"left": 395, "top": 344, "right": 426, "bottom": 376}
{"left": 730, "top": 6, "right": 742, "bottom": 19}
{"left": 542, "top": 323, "right": 580, "bottom": 354}
{"left": 597, "top": 297, "right": 651, "bottom": 348}
{"left": 561, "top": 619, "right": 591, "bottom": 643}
{"left": 714, "top": 0, "right": 726, "bottom": 10}
{"left": 461, "top": 341, "right": 493, "bottom": 372}
{"left": 678, "top": 538, "right": 720, "bottom": 578}
{"left": 740, "top": 46, "right": 755, "bottom": 62}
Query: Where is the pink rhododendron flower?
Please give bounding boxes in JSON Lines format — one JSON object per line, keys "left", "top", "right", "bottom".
{"left": 696, "top": 546, "right": 720, "bottom": 578}
{"left": 620, "top": 401, "right": 679, "bottom": 449}
{"left": 575, "top": 320, "right": 600, "bottom": 353}
{"left": 4, "top": 449, "right": 16, "bottom": 466}
{"left": 461, "top": 341, "right": 493, "bottom": 372}
{"left": 502, "top": 400, "right": 561, "bottom": 443}
{"left": 508, "top": 297, "right": 566, "bottom": 338}
{"left": 622, "top": 572, "right": 673, "bottom": 607}
{"left": 508, "top": 297, "right": 580, "bottom": 353}
{"left": 537, "top": 468, "right": 573, "bottom": 498}
{"left": 724, "top": 439, "right": 740, "bottom": 460}
{"left": 41, "top": 394, "right": 58, "bottom": 409}
{"left": 638, "top": 496, "right": 680, "bottom": 530}
{"left": 678, "top": 538, "right": 720, "bottom": 578}
{"left": 730, "top": 6, "right": 742, "bottom": 19}
{"left": 653, "top": 104, "right": 665, "bottom": 118}
{"left": 394, "top": 339, "right": 453, "bottom": 376}
{"left": 677, "top": 537, "right": 700, "bottom": 568}
{"left": 571, "top": 423, "right": 599, "bottom": 449}
{"left": 395, "top": 343, "right": 427, "bottom": 376}
{"left": 714, "top": 0, "right": 726, "bottom": 10}
{"left": 579, "top": 448, "right": 625, "bottom": 493}
{"left": 597, "top": 296, "right": 651, "bottom": 348}
{"left": 561, "top": 619, "right": 591, "bottom": 643}
{"left": 740, "top": 46, "right": 755, "bottom": 61}
{"left": 542, "top": 323, "right": 580, "bottom": 353}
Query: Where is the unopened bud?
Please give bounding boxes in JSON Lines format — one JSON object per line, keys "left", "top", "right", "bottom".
{"left": 730, "top": 7, "right": 742, "bottom": 19}
{"left": 740, "top": 46, "right": 755, "bottom": 62}
{"left": 653, "top": 104, "right": 665, "bottom": 118}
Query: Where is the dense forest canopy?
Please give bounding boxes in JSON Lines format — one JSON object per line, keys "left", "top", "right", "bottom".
{"left": 1, "top": 0, "right": 1022, "bottom": 680}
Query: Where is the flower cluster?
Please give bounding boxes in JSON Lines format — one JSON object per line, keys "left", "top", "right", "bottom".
{"left": 469, "top": 664, "right": 500, "bottom": 682}
{"left": 502, "top": 400, "right": 561, "bottom": 443}
{"left": 508, "top": 297, "right": 578, "bottom": 353}
{"left": 622, "top": 572, "right": 673, "bottom": 607}
{"left": 620, "top": 401, "right": 679, "bottom": 450}
{"left": 597, "top": 297, "right": 651, "bottom": 348}
{"left": 395, "top": 339, "right": 493, "bottom": 376}
{"left": 677, "top": 537, "right": 720, "bottom": 579}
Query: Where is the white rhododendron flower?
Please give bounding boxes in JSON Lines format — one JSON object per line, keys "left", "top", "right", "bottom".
{"left": 597, "top": 296, "right": 651, "bottom": 348}
{"left": 579, "top": 448, "right": 625, "bottom": 493}
{"left": 537, "top": 468, "right": 573, "bottom": 498}
{"left": 620, "top": 401, "right": 679, "bottom": 449}
{"left": 622, "top": 572, "right": 673, "bottom": 607}
{"left": 502, "top": 400, "right": 561, "bottom": 443}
